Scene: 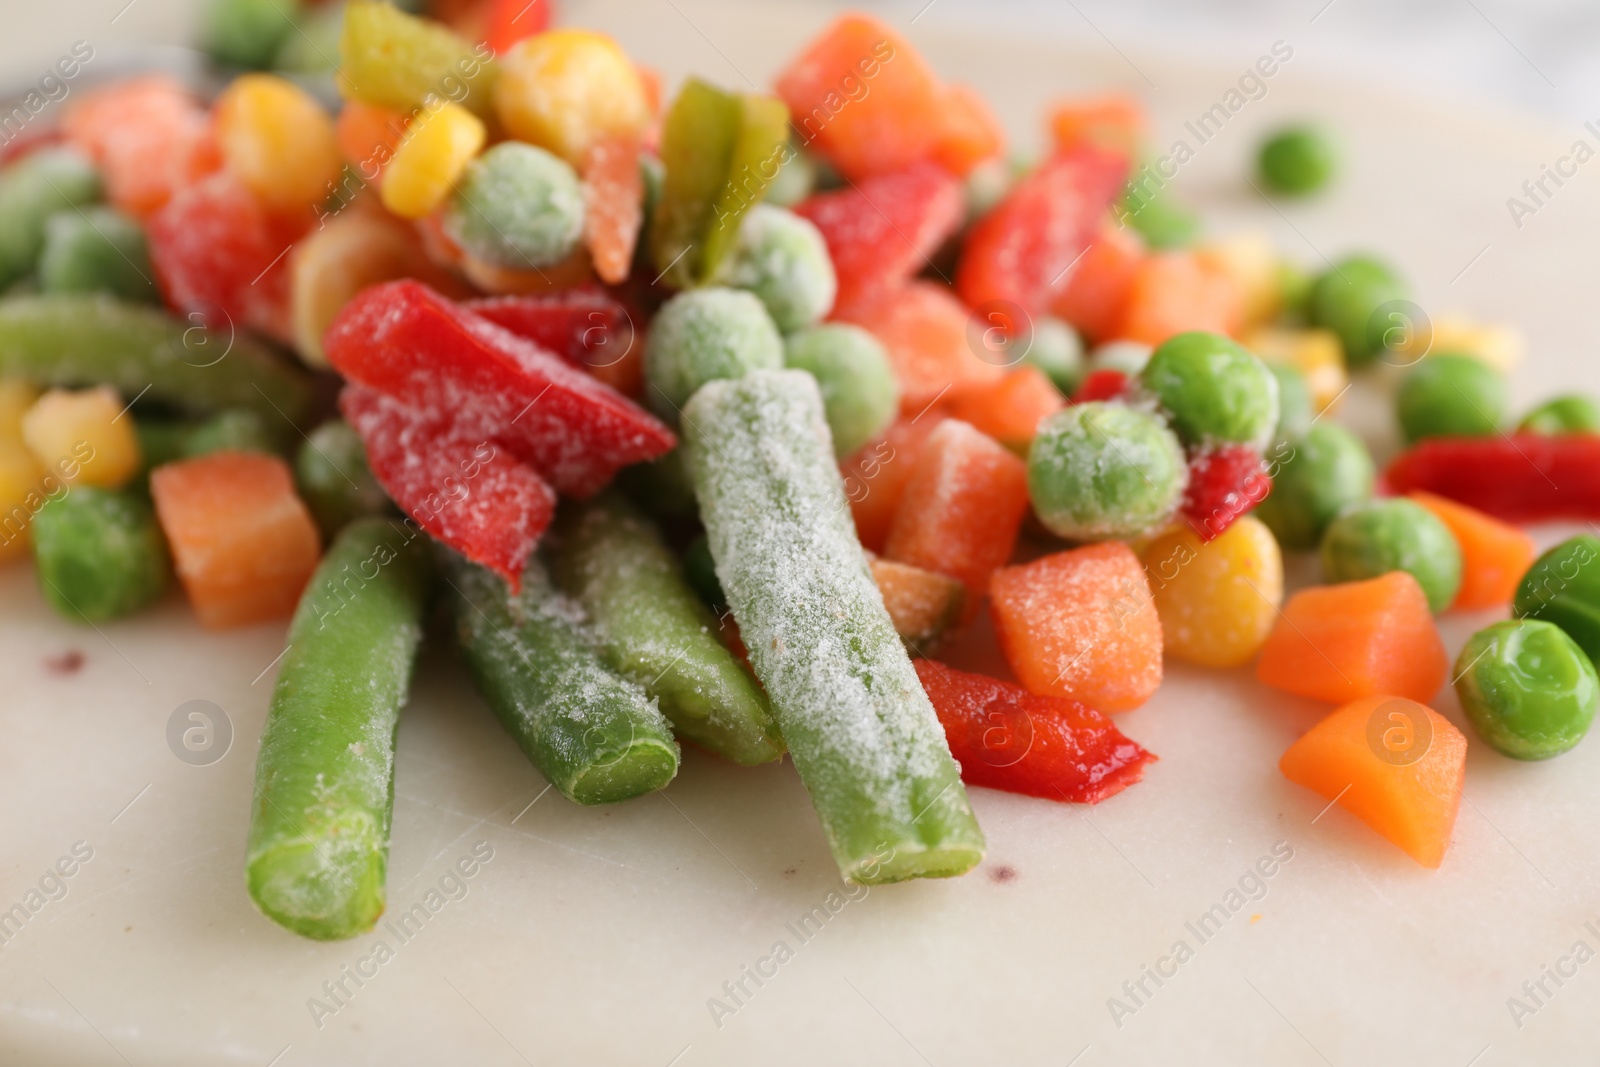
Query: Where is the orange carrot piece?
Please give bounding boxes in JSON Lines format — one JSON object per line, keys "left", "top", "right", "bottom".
{"left": 840, "top": 414, "right": 946, "bottom": 553}
{"left": 884, "top": 419, "right": 1029, "bottom": 600}
{"left": 946, "top": 365, "right": 1064, "bottom": 451}
{"left": 837, "top": 281, "right": 1004, "bottom": 414}
{"left": 1048, "top": 94, "right": 1146, "bottom": 157}
{"left": 1113, "top": 251, "right": 1244, "bottom": 346}
{"left": 1408, "top": 491, "right": 1537, "bottom": 611}
{"left": 1256, "top": 572, "right": 1448, "bottom": 705}
{"left": 1280, "top": 695, "right": 1467, "bottom": 868}
{"left": 931, "top": 83, "right": 1006, "bottom": 177}
{"left": 990, "top": 543, "right": 1163, "bottom": 712}
{"left": 150, "top": 452, "right": 321, "bottom": 630}
{"left": 1051, "top": 221, "right": 1144, "bottom": 343}
{"left": 63, "top": 76, "right": 220, "bottom": 218}
{"left": 581, "top": 133, "right": 644, "bottom": 285}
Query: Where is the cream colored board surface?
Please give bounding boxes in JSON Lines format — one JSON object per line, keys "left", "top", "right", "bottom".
{"left": 3, "top": 2, "right": 1600, "bottom": 1064}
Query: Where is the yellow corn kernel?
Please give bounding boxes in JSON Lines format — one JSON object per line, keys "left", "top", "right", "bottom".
{"left": 1427, "top": 314, "right": 1525, "bottom": 372}
{"left": 1244, "top": 326, "right": 1348, "bottom": 414}
{"left": 1196, "top": 231, "right": 1279, "bottom": 329}
{"left": 380, "top": 100, "right": 486, "bottom": 219}
{"left": 20, "top": 386, "right": 142, "bottom": 489}
{"left": 1141, "top": 516, "right": 1282, "bottom": 668}
{"left": 0, "top": 440, "right": 45, "bottom": 562}
{"left": 0, "top": 379, "right": 41, "bottom": 442}
{"left": 215, "top": 73, "right": 344, "bottom": 217}
{"left": 291, "top": 210, "right": 441, "bottom": 367}
{"left": 493, "top": 30, "right": 650, "bottom": 166}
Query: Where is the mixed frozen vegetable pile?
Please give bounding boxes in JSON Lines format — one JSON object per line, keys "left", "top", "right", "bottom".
{"left": 0, "top": 0, "right": 1595, "bottom": 940}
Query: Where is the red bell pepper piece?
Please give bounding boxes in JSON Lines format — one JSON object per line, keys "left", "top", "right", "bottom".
{"left": 793, "top": 162, "right": 963, "bottom": 316}
{"left": 1070, "top": 368, "right": 1129, "bottom": 404}
{"left": 1181, "top": 445, "right": 1272, "bottom": 542}
{"left": 483, "top": 0, "right": 553, "bottom": 56}
{"left": 323, "top": 280, "right": 674, "bottom": 497}
{"left": 146, "top": 170, "right": 293, "bottom": 341}
{"left": 914, "top": 659, "right": 1156, "bottom": 804}
{"left": 464, "top": 287, "right": 635, "bottom": 372}
{"left": 956, "top": 146, "right": 1128, "bottom": 316}
{"left": 1385, "top": 434, "right": 1600, "bottom": 522}
{"left": 341, "top": 384, "right": 556, "bottom": 589}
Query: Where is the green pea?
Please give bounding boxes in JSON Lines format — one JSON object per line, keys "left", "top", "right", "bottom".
{"left": 644, "top": 288, "right": 783, "bottom": 422}
{"left": 1140, "top": 331, "right": 1279, "bottom": 450}
{"left": 1257, "top": 125, "right": 1338, "bottom": 196}
{"left": 184, "top": 409, "right": 287, "bottom": 458}
{"left": 1253, "top": 422, "right": 1374, "bottom": 550}
{"left": 136, "top": 419, "right": 195, "bottom": 475}
{"left": 1276, "top": 260, "right": 1312, "bottom": 323}
{"left": 1513, "top": 535, "right": 1600, "bottom": 665}
{"left": 783, "top": 323, "right": 896, "bottom": 457}
{"left": 1307, "top": 254, "right": 1408, "bottom": 367}
{"left": 1117, "top": 183, "right": 1200, "bottom": 249}
{"left": 1396, "top": 353, "right": 1505, "bottom": 443}
{"left": 1268, "top": 362, "right": 1314, "bottom": 440}
{"left": 203, "top": 0, "right": 303, "bottom": 69}
{"left": 1456, "top": 619, "right": 1597, "bottom": 760}
{"left": 294, "top": 420, "right": 392, "bottom": 538}
{"left": 33, "top": 487, "right": 169, "bottom": 622}
{"left": 1028, "top": 402, "right": 1187, "bottom": 541}
{"left": 272, "top": 0, "right": 343, "bottom": 74}
{"left": 1319, "top": 498, "right": 1462, "bottom": 612}
{"left": 38, "top": 207, "right": 157, "bottom": 303}
{"left": 443, "top": 143, "right": 585, "bottom": 270}
{"left": 1025, "top": 316, "right": 1085, "bottom": 395}
{"left": 721, "top": 205, "right": 836, "bottom": 333}
{"left": 1518, "top": 395, "right": 1600, "bottom": 435}
{"left": 763, "top": 145, "right": 816, "bottom": 208}
{"left": 0, "top": 148, "right": 102, "bottom": 291}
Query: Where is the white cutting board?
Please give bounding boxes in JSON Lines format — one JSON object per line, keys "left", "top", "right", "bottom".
{"left": 4, "top": 2, "right": 1600, "bottom": 1064}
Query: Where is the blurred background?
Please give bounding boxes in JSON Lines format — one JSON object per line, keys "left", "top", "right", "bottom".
{"left": 7, "top": 0, "right": 1592, "bottom": 121}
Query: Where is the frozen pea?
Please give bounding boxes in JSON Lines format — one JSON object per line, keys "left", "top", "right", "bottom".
{"left": 1025, "top": 316, "right": 1085, "bottom": 395}
{"left": 1257, "top": 125, "right": 1338, "bottom": 196}
{"left": 644, "top": 288, "right": 783, "bottom": 421}
{"left": 1519, "top": 395, "right": 1600, "bottom": 435}
{"left": 183, "top": 409, "right": 286, "bottom": 458}
{"left": 1090, "top": 340, "right": 1151, "bottom": 377}
{"left": 721, "top": 204, "right": 837, "bottom": 333}
{"left": 295, "top": 419, "right": 391, "bottom": 538}
{"left": 1268, "top": 362, "right": 1314, "bottom": 440}
{"left": 443, "top": 142, "right": 585, "bottom": 270}
{"left": 783, "top": 324, "right": 897, "bottom": 457}
{"left": 203, "top": 0, "right": 302, "bottom": 69}
{"left": 1319, "top": 498, "right": 1462, "bottom": 613}
{"left": 1513, "top": 535, "right": 1600, "bottom": 665}
{"left": 38, "top": 207, "right": 157, "bottom": 303}
{"left": 272, "top": 0, "right": 343, "bottom": 73}
{"left": 1117, "top": 183, "right": 1200, "bottom": 249}
{"left": 1253, "top": 422, "right": 1374, "bottom": 550}
{"left": 1028, "top": 402, "right": 1187, "bottom": 541}
{"left": 1307, "top": 254, "right": 1407, "bottom": 366}
{"left": 1140, "top": 331, "right": 1279, "bottom": 450}
{"left": 33, "top": 487, "right": 169, "bottom": 621}
{"left": 763, "top": 145, "right": 816, "bottom": 208}
{"left": 1276, "top": 260, "right": 1313, "bottom": 323}
{"left": 1454, "top": 619, "right": 1597, "bottom": 760}
{"left": 1396, "top": 353, "right": 1504, "bottom": 443}
{"left": 0, "top": 148, "right": 102, "bottom": 290}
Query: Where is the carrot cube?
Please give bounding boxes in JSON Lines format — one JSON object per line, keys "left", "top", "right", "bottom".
{"left": 840, "top": 415, "right": 945, "bottom": 553}
{"left": 946, "top": 365, "right": 1064, "bottom": 451}
{"left": 775, "top": 14, "right": 946, "bottom": 180}
{"left": 839, "top": 281, "right": 1003, "bottom": 414}
{"left": 150, "top": 452, "right": 321, "bottom": 629}
{"left": 1048, "top": 94, "right": 1146, "bottom": 157}
{"left": 931, "top": 83, "right": 1005, "bottom": 177}
{"left": 1280, "top": 695, "right": 1467, "bottom": 868}
{"left": 989, "top": 543, "right": 1163, "bottom": 712}
{"left": 1051, "top": 222, "right": 1144, "bottom": 343}
{"left": 63, "top": 75, "right": 220, "bottom": 219}
{"left": 1408, "top": 491, "right": 1537, "bottom": 612}
{"left": 1256, "top": 572, "right": 1448, "bottom": 705}
{"left": 885, "top": 419, "right": 1028, "bottom": 599}
{"left": 1113, "top": 252, "right": 1243, "bottom": 346}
